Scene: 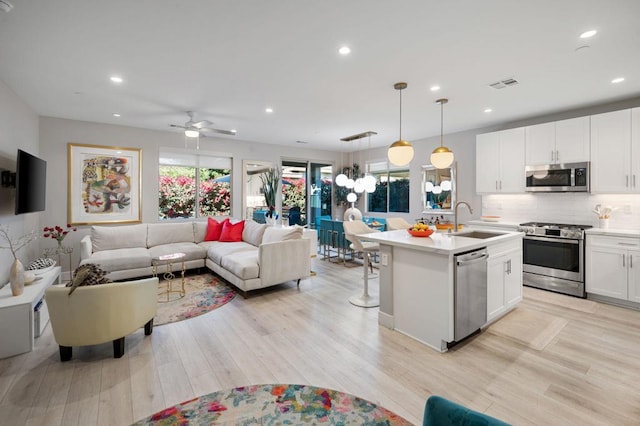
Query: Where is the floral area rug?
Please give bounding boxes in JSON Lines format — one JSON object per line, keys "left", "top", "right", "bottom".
{"left": 155, "top": 273, "right": 236, "bottom": 326}
{"left": 132, "top": 384, "right": 412, "bottom": 425}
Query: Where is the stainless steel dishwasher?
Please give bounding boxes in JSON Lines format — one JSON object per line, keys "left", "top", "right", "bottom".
{"left": 454, "top": 248, "right": 488, "bottom": 342}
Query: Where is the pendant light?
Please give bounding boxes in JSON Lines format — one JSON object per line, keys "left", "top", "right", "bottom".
{"left": 363, "top": 132, "right": 377, "bottom": 193}
{"left": 335, "top": 137, "right": 348, "bottom": 187}
{"left": 430, "top": 98, "right": 454, "bottom": 169}
{"left": 387, "top": 82, "right": 414, "bottom": 166}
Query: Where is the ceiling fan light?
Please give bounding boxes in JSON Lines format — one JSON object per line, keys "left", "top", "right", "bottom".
{"left": 387, "top": 139, "right": 414, "bottom": 166}
{"left": 430, "top": 146, "right": 454, "bottom": 169}
{"left": 185, "top": 129, "right": 199, "bottom": 138}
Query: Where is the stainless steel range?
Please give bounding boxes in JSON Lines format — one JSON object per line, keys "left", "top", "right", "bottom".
{"left": 517, "top": 222, "right": 592, "bottom": 297}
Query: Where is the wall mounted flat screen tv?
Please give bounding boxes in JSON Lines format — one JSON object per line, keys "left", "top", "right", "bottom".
{"left": 15, "top": 149, "right": 47, "bottom": 214}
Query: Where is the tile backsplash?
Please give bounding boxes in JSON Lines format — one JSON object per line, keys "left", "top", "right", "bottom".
{"left": 482, "top": 193, "right": 640, "bottom": 229}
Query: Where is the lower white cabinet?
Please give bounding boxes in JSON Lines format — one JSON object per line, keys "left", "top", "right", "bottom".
{"left": 586, "top": 235, "right": 640, "bottom": 302}
{"left": 487, "top": 240, "right": 523, "bottom": 322}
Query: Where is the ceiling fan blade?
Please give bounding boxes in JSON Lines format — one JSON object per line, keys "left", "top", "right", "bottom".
{"left": 204, "top": 128, "right": 236, "bottom": 136}
{"left": 169, "top": 124, "right": 187, "bottom": 129}
{"left": 192, "top": 120, "right": 213, "bottom": 129}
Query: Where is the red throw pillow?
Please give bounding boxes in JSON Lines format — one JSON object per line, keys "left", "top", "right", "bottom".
{"left": 219, "top": 220, "right": 245, "bottom": 242}
{"left": 204, "top": 217, "right": 228, "bottom": 241}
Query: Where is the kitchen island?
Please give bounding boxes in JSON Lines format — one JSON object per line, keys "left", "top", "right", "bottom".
{"left": 360, "top": 229, "right": 523, "bottom": 352}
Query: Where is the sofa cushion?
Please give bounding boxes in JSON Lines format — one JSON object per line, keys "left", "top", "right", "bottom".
{"left": 91, "top": 224, "right": 147, "bottom": 252}
{"left": 219, "top": 220, "right": 245, "bottom": 242}
{"left": 207, "top": 241, "right": 255, "bottom": 265}
{"left": 262, "top": 225, "right": 303, "bottom": 244}
{"left": 194, "top": 221, "right": 207, "bottom": 243}
{"left": 147, "top": 222, "right": 195, "bottom": 247}
{"left": 204, "top": 217, "right": 228, "bottom": 241}
{"left": 219, "top": 251, "right": 260, "bottom": 280}
{"left": 242, "top": 220, "right": 267, "bottom": 247}
{"left": 148, "top": 242, "right": 207, "bottom": 262}
{"left": 83, "top": 247, "right": 151, "bottom": 271}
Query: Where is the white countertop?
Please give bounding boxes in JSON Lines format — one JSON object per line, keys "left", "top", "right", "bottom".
{"left": 360, "top": 229, "right": 523, "bottom": 255}
{"left": 586, "top": 228, "right": 640, "bottom": 238}
{"left": 467, "top": 219, "right": 521, "bottom": 229}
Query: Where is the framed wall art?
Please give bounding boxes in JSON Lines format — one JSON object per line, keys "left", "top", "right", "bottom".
{"left": 68, "top": 143, "right": 141, "bottom": 225}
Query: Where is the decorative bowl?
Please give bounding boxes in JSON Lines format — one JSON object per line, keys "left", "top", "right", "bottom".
{"left": 435, "top": 223, "right": 463, "bottom": 231}
{"left": 407, "top": 228, "right": 434, "bottom": 237}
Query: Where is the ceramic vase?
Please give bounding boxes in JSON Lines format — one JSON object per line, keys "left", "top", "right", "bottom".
{"left": 10, "top": 258, "right": 25, "bottom": 296}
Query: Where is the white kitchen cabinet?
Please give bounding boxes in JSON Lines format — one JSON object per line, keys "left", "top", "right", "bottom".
{"left": 476, "top": 127, "right": 525, "bottom": 193}
{"left": 526, "top": 117, "right": 590, "bottom": 165}
{"left": 586, "top": 235, "right": 640, "bottom": 302}
{"left": 590, "top": 108, "right": 639, "bottom": 193}
{"left": 487, "top": 240, "right": 522, "bottom": 322}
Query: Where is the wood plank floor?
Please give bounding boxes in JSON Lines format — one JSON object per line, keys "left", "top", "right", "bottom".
{"left": 1, "top": 258, "right": 640, "bottom": 425}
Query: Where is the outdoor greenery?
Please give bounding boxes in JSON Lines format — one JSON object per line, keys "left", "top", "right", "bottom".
{"left": 158, "top": 166, "right": 231, "bottom": 219}
{"left": 282, "top": 178, "right": 305, "bottom": 209}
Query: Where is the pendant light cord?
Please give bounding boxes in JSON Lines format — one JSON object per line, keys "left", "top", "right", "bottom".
{"left": 399, "top": 88, "right": 403, "bottom": 140}
{"left": 440, "top": 100, "right": 444, "bottom": 147}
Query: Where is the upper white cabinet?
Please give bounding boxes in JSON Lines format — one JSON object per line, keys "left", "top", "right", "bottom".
{"left": 590, "top": 108, "right": 640, "bottom": 193}
{"left": 525, "top": 116, "right": 590, "bottom": 165}
{"left": 476, "top": 127, "right": 525, "bottom": 193}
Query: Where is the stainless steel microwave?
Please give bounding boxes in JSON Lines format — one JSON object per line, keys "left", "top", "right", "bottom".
{"left": 525, "top": 162, "right": 590, "bottom": 192}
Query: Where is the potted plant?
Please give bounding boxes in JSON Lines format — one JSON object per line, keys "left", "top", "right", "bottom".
{"left": 260, "top": 168, "right": 280, "bottom": 224}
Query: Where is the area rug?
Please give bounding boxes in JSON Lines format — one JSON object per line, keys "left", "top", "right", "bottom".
{"left": 155, "top": 273, "right": 236, "bottom": 326}
{"left": 132, "top": 384, "right": 412, "bottom": 425}
{"left": 487, "top": 307, "right": 568, "bottom": 351}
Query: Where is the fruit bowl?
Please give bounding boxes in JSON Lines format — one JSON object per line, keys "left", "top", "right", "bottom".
{"left": 407, "top": 228, "right": 434, "bottom": 237}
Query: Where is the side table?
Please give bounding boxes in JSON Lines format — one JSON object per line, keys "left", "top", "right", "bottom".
{"left": 152, "top": 252, "right": 186, "bottom": 302}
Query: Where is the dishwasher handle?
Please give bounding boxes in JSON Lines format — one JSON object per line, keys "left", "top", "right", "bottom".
{"left": 456, "top": 253, "right": 488, "bottom": 266}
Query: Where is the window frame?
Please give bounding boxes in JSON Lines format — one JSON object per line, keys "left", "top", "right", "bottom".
{"left": 365, "top": 161, "right": 410, "bottom": 213}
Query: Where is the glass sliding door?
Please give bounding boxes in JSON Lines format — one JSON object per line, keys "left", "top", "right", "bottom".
{"left": 310, "top": 163, "right": 332, "bottom": 229}
{"left": 281, "top": 161, "right": 307, "bottom": 226}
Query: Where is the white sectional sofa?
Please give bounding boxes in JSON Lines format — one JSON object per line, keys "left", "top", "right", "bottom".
{"left": 79, "top": 219, "right": 310, "bottom": 296}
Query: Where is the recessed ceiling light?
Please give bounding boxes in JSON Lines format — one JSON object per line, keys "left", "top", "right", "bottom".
{"left": 579, "top": 30, "right": 597, "bottom": 39}
{"left": 112, "top": 113, "right": 121, "bottom": 117}
{"left": 265, "top": 107, "right": 273, "bottom": 113}
{"left": 611, "top": 77, "right": 625, "bottom": 84}
{"left": 430, "top": 85, "right": 440, "bottom": 92}
{"left": 338, "top": 46, "right": 351, "bottom": 55}
{"left": 110, "top": 76, "right": 123, "bottom": 83}
{"left": 484, "top": 108, "right": 493, "bottom": 113}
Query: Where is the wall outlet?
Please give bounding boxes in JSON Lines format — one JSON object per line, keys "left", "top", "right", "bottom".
{"left": 381, "top": 253, "right": 389, "bottom": 266}
{"left": 623, "top": 204, "right": 632, "bottom": 214}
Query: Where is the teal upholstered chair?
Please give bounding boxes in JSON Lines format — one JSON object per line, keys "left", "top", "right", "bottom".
{"left": 423, "top": 396, "right": 510, "bottom": 426}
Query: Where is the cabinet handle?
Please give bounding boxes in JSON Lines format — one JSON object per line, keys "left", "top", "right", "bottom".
{"left": 499, "top": 180, "right": 503, "bottom": 190}
{"left": 622, "top": 254, "right": 626, "bottom": 268}
{"left": 508, "top": 259, "right": 512, "bottom": 274}
{"left": 631, "top": 255, "right": 633, "bottom": 269}
{"left": 496, "top": 180, "right": 498, "bottom": 190}
{"left": 617, "top": 242, "right": 637, "bottom": 247}
{"left": 634, "top": 175, "right": 637, "bottom": 188}
{"left": 556, "top": 150, "right": 559, "bottom": 162}
{"left": 626, "top": 175, "right": 629, "bottom": 187}
{"left": 551, "top": 151, "right": 555, "bottom": 162}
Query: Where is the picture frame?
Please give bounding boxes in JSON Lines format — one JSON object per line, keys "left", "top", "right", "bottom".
{"left": 68, "top": 143, "right": 142, "bottom": 225}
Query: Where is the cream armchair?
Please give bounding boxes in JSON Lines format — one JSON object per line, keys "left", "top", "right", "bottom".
{"left": 45, "top": 277, "right": 158, "bottom": 361}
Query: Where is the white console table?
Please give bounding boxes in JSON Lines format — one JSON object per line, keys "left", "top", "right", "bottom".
{"left": 0, "top": 266, "right": 61, "bottom": 359}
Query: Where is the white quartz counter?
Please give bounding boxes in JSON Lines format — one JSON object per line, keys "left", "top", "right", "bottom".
{"left": 360, "top": 229, "right": 523, "bottom": 256}
{"left": 585, "top": 228, "right": 640, "bottom": 238}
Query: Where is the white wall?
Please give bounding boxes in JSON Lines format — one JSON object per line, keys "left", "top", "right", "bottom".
{"left": 0, "top": 79, "right": 40, "bottom": 287}
{"left": 38, "top": 117, "right": 341, "bottom": 273}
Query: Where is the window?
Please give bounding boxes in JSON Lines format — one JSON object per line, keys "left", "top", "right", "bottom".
{"left": 158, "top": 150, "right": 232, "bottom": 219}
{"left": 366, "top": 161, "right": 410, "bottom": 213}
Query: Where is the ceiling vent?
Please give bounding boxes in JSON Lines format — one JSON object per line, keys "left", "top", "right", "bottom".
{"left": 489, "top": 77, "right": 519, "bottom": 89}
{"left": 0, "top": 1, "right": 13, "bottom": 12}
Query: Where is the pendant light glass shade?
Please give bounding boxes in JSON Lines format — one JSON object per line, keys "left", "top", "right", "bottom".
{"left": 388, "top": 82, "right": 414, "bottom": 166}
{"left": 185, "top": 129, "right": 199, "bottom": 138}
{"left": 431, "top": 98, "right": 454, "bottom": 169}
{"left": 335, "top": 173, "right": 348, "bottom": 187}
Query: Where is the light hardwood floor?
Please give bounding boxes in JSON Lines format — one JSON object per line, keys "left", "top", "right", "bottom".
{"left": 1, "top": 258, "right": 640, "bottom": 425}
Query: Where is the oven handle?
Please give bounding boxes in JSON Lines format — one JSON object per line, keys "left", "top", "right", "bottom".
{"left": 523, "top": 236, "right": 580, "bottom": 245}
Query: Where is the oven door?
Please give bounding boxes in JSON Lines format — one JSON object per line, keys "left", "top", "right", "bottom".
{"left": 522, "top": 236, "right": 583, "bottom": 282}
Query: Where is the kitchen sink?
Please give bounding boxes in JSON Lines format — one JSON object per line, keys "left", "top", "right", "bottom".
{"left": 453, "top": 231, "right": 506, "bottom": 239}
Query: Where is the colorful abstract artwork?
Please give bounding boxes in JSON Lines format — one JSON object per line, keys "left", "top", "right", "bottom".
{"left": 68, "top": 143, "right": 141, "bottom": 225}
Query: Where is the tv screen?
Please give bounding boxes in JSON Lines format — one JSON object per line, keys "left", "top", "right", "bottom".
{"left": 15, "top": 149, "right": 46, "bottom": 214}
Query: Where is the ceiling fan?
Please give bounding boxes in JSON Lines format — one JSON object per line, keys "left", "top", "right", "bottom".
{"left": 169, "top": 111, "right": 236, "bottom": 137}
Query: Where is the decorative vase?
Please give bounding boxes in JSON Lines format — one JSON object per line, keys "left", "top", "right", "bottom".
{"left": 10, "top": 258, "right": 25, "bottom": 296}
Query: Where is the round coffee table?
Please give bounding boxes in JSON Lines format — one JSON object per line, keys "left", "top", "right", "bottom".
{"left": 152, "top": 252, "right": 186, "bottom": 302}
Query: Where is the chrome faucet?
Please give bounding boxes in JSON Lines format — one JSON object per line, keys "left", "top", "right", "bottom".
{"left": 452, "top": 201, "right": 473, "bottom": 233}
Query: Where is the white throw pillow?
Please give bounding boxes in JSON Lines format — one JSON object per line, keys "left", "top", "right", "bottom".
{"left": 262, "top": 226, "right": 303, "bottom": 244}
{"left": 242, "top": 220, "right": 267, "bottom": 247}
{"left": 91, "top": 224, "right": 147, "bottom": 252}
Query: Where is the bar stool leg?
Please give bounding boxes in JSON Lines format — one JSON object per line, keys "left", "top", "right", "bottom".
{"left": 348, "top": 250, "right": 379, "bottom": 308}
